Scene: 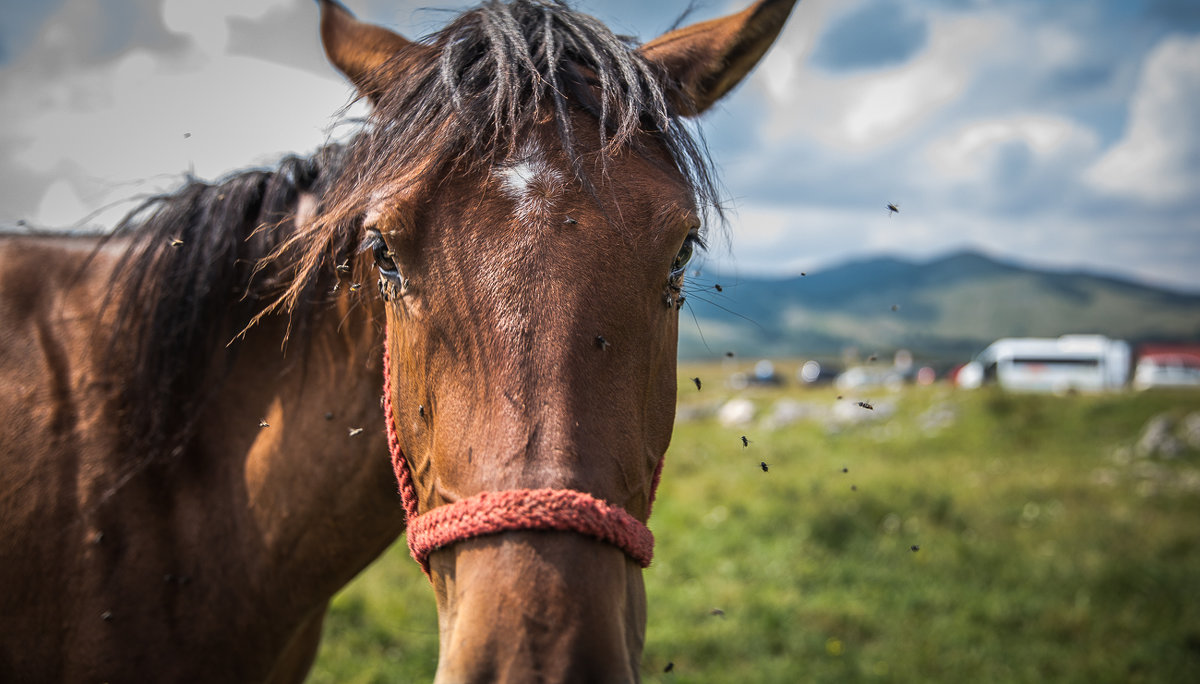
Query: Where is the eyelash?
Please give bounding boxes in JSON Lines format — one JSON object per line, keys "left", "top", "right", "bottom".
{"left": 671, "top": 231, "right": 704, "bottom": 278}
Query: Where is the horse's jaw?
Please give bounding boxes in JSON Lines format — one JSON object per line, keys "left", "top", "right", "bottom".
{"left": 428, "top": 531, "right": 646, "bottom": 684}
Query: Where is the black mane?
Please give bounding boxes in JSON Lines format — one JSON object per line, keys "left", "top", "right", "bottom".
{"left": 105, "top": 144, "right": 355, "bottom": 456}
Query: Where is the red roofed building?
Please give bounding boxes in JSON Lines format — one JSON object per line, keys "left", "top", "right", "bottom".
{"left": 1134, "top": 344, "right": 1200, "bottom": 390}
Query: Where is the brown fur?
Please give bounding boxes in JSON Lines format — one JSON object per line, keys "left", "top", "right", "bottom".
{"left": 0, "top": 1, "right": 797, "bottom": 681}
{"left": 0, "top": 232, "right": 401, "bottom": 681}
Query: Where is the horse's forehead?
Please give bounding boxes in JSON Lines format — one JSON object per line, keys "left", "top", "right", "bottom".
{"left": 494, "top": 141, "right": 567, "bottom": 225}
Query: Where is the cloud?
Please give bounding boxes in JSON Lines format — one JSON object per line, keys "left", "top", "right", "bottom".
{"left": 0, "top": 0, "right": 66, "bottom": 65}
{"left": 0, "top": 0, "right": 366, "bottom": 228}
{"left": 1085, "top": 35, "right": 1200, "bottom": 205}
{"left": 924, "top": 115, "right": 1099, "bottom": 185}
{"left": 758, "top": 7, "right": 1010, "bottom": 151}
{"left": 5, "top": 0, "right": 184, "bottom": 76}
{"left": 161, "top": 0, "right": 293, "bottom": 54}
{"left": 227, "top": 0, "right": 336, "bottom": 76}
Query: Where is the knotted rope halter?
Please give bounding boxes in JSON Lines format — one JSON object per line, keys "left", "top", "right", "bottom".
{"left": 383, "top": 334, "right": 662, "bottom": 576}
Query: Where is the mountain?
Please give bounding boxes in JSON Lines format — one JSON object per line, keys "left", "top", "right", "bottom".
{"left": 678, "top": 250, "right": 1200, "bottom": 361}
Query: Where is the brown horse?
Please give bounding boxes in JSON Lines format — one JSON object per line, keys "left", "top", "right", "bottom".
{"left": 0, "top": 0, "right": 797, "bottom": 681}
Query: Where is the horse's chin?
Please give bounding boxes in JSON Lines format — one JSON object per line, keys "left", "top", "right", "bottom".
{"left": 428, "top": 531, "right": 646, "bottom": 684}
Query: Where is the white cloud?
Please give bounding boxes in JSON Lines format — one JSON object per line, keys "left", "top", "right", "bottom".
{"left": 757, "top": 9, "right": 1010, "bottom": 151}
{"left": 1085, "top": 35, "right": 1200, "bottom": 204}
{"left": 162, "top": 0, "right": 295, "bottom": 54}
{"left": 712, "top": 204, "right": 949, "bottom": 277}
{"left": 3, "top": 0, "right": 365, "bottom": 229}
{"left": 15, "top": 52, "right": 358, "bottom": 181}
{"left": 924, "top": 115, "right": 1098, "bottom": 183}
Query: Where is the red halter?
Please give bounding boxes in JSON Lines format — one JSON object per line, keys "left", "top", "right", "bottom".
{"left": 382, "top": 335, "right": 661, "bottom": 576}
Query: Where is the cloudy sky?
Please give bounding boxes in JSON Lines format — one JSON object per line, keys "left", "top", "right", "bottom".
{"left": 2, "top": 0, "right": 1198, "bottom": 292}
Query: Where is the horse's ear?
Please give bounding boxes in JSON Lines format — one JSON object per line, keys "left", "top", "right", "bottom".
{"left": 639, "top": 0, "right": 798, "bottom": 116}
{"left": 318, "top": 0, "right": 416, "bottom": 100}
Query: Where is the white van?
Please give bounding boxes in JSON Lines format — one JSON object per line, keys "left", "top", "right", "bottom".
{"left": 964, "top": 335, "right": 1130, "bottom": 392}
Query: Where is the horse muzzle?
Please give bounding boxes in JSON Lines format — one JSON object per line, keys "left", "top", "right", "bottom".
{"left": 383, "top": 339, "right": 659, "bottom": 576}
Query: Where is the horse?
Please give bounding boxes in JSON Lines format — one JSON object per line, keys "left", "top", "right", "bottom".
{"left": 0, "top": 0, "right": 798, "bottom": 681}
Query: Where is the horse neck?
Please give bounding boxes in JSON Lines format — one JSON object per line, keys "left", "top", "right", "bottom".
{"left": 202, "top": 297, "right": 403, "bottom": 600}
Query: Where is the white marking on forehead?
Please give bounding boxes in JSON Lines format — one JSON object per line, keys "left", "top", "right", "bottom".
{"left": 500, "top": 160, "right": 540, "bottom": 197}
{"left": 496, "top": 142, "right": 565, "bottom": 225}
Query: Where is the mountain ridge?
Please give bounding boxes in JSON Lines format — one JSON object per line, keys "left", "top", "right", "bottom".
{"left": 679, "top": 250, "right": 1200, "bottom": 361}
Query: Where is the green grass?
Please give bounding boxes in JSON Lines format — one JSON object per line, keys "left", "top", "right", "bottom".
{"left": 309, "top": 371, "right": 1200, "bottom": 683}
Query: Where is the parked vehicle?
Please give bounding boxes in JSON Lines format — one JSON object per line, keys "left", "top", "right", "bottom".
{"left": 961, "top": 335, "right": 1130, "bottom": 393}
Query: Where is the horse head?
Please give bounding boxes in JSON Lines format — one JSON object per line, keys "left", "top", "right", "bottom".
{"left": 308, "top": 1, "right": 797, "bottom": 680}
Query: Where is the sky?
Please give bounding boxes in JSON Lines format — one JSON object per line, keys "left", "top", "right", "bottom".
{"left": 1, "top": 0, "right": 1198, "bottom": 292}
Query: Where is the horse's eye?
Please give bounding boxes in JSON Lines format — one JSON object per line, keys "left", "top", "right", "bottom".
{"left": 671, "top": 234, "right": 700, "bottom": 277}
{"left": 369, "top": 234, "right": 399, "bottom": 275}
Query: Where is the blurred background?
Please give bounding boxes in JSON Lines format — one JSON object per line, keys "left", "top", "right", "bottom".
{"left": 3, "top": 1, "right": 1198, "bottom": 681}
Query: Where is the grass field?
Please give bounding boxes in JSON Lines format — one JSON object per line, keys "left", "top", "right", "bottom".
{"left": 308, "top": 365, "right": 1200, "bottom": 683}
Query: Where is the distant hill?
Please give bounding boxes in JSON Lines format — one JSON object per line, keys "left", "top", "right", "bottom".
{"left": 679, "top": 250, "right": 1200, "bottom": 361}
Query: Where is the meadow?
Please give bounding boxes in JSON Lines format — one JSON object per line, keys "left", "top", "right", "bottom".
{"left": 308, "top": 363, "right": 1200, "bottom": 683}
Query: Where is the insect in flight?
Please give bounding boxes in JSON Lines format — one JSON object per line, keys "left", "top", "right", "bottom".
{"left": 857, "top": 401, "right": 874, "bottom": 410}
{"left": 594, "top": 335, "right": 610, "bottom": 350}
{"left": 741, "top": 436, "right": 751, "bottom": 448}
{"left": 760, "top": 461, "right": 769, "bottom": 472}
{"left": 347, "top": 427, "right": 364, "bottom": 437}
{"left": 258, "top": 419, "right": 270, "bottom": 428}
{"left": 691, "top": 377, "right": 702, "bottom": 390}
{"left": 887, "top": 202, "right": 900, "bottom": 215}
